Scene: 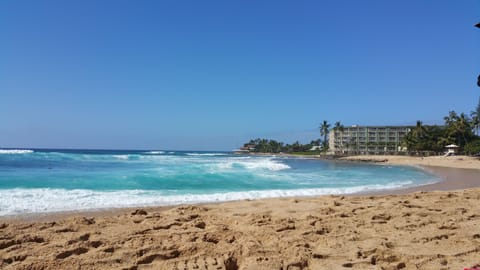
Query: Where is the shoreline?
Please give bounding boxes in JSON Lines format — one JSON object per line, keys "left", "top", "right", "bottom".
{"left": 339, "top": 155, "right": 480, "bottom": 194}
{"left": 368, "top": 165, "right": 480, "bottom": 195}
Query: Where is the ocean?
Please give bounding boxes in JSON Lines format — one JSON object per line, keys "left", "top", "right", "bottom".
{"left": 0, "top": 149, "right": 440, "bottom": 216}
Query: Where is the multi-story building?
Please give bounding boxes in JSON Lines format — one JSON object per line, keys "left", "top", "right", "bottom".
{"left": 328, "top": 125, "right": 411, "bottom": 155}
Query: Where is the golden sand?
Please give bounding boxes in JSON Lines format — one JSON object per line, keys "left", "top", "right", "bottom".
{"left": 340, "top": 155, "right": 480, "bottom": 170}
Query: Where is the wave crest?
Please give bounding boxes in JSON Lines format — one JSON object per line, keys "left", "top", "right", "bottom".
{"left": 186, "top": 153, "right": 228, "bottom": 156}
{"left": 0, "top": 182, "right": 415, "bottom": 215}
{"left": 217, "top": 158, "right": 291, "bottom": 171}
{"left": 0, "top": 149, "right": 34, "bottom": 154}
{"left": 144, "top": 151, "right": 165, "bottom": 155}
{"left": 113, "top": 155, "right": 130, "bottom": 160}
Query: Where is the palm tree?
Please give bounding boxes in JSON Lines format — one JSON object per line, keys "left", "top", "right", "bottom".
{"left": 320, "top": 120, "right": 331, "bottom": 154}
{"left": 471, "top": 97, "right": 480, "bottom": 136}
{"left": 402, "top": 121, "right": 426, "bottom": 153}
{"left": 333, "top": 121, "right": 344, "bottom": 154}
{"left": 333, "top": 121, "right": 344, "bottom": 133}
{"left": 413, "top": 121, "right": 426, "bottom": 136}
{"left": 457, "top": 113, "right": 473, "bottom": 146}
{"left": 437, "top": 135, "right": 452, "bottom": 149}
{"left": 444, "top": 111, "right": 474, "bottom": 147}
{"left": 413, "top": 120, "right": 428, "bottom": 152}
{"left": 402, "top": 132, "right": 414, "bottom": 154}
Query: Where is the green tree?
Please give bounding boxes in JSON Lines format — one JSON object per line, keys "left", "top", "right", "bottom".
{"left": 333, "top": 121, "right": 344, "bottom": 132}
{"left": 402, "top": 131, "right": 416, "bottom": 153}
{"left": 319, "top": 120, "right": 331, "bottom": 154}
{"left": 402, "top": 123, "right": 447, "bottom": 154}
{"left": 465, "top": 139, "right": 480, "bottom": 155}
{"left": 402, "top": 121, "right": 426, "bottom": 152}
{"left": 426, "top": 126, "right": 447, "bottom": 152}
{"left": 444, "top": 111, "right": 474, "bottom": 148}
{"left": 332, "top": 121, "right": 344, "bottom": 154}
{"left": 471, "top": 97, "right": 480, "bottom": 136}
{"left": 291, "top": 141, "right": 302, "bottom": 152}
{"left": 402, "top": 110, "right": 478, "bottom": 155}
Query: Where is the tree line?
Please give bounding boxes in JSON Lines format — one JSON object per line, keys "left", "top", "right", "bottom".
{"left": 403, "top": 107, "right": 480, "bottom": 155}
{"left": 241, "top": 138, "right": 321, "bottom": 154}
{"left": 242, "top": 98, "right": 480, "bottom": 156}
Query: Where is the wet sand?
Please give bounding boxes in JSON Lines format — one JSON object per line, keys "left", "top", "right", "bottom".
{"left": 1, "top": 156, "right": 479, "bottom": 270}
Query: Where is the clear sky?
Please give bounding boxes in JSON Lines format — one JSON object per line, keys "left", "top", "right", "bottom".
{"left": 1, "top": 1, "right": 479, "bottom": 150}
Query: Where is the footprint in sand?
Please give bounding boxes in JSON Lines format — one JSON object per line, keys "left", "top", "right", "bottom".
{"left": 250, "top": 214, "right": 272, "bottom": 226}
{"left": 2, "top": 254, "right": 28, "bottom": 265}
{"left": 421, "top": 233, "right": 452, "bottom": 243}
{"left": 156, "top": 255, "right": 238, "bottom": 270}
{"left": 55, "top": 226, "right": 77, "bottom": 233}
{"left": 55, "top": 246, "right": 89, "bottom": 259}
{"left": 242, "top": 258, "right": 283, "bottom": 270}
{"left": 0, "top": 235, "right": 45, "bottom": 250}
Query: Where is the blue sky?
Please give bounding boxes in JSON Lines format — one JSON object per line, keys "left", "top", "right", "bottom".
{"left": 1, "top": 1, "right": 479, "bottom": 150}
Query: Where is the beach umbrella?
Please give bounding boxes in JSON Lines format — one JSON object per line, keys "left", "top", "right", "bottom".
{"left": 445, "top": 144, "right": 459, "bottom": 148}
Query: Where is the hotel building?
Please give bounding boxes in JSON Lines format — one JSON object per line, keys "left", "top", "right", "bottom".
{"left": 328, "top": 125, "right": 411, "bottom": 155}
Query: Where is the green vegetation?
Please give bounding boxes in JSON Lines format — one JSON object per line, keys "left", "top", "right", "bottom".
{"left": 402, "top": 121, "right": 445, "bottom": 153}
{"left": 465, "top": 140, "right": 480, "bottom": 156}
{"left": 402, "top": 109, "right": 480, "bottom": 155}
{"left": 471, "top": 97, "right": 480, "bottom": 136}
{"left": 241, "top": 120, "right": 343, "bottom": 155}
{"left": 332, "top": 121, "right": 345, "bottom": 153}
{"left": 240, "top": 139, "right": 321, "bottom": 154}
{"left": 319, "top": 120, "right": 331, "bottom": 154}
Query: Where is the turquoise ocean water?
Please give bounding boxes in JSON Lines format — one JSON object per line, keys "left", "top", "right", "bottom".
{"left": 0, "top": 149, "right": 440, "bottom": 216}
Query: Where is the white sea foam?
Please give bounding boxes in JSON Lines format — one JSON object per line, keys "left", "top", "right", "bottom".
{"left": 216, "top": 157, "right": 291, "bottom": 171}
{"left": 113, "top": 155, "right": 130, "bottom": 160}
{"left": 0, "top": 149, "right": 34, "bottom": 154}
{"left": 0, "top": 181, "right": 416, "bottom": 216}
{"left": 144, "top": 151, "right": 165, "bottom": 155}
{"left": 240, "top": 159, "right": 290, "bottom": 171}
{"left": 186, "top": 153, "right": 228, "bottom": 156}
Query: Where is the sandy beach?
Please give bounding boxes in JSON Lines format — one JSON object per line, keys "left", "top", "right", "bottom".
{"left": 1, "top": 156, "right": 480, "bottom": 270}
{"left": 340, "top": 155, "right": 480, "bottom": 170}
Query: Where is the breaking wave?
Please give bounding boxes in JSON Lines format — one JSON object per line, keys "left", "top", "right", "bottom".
{"left": 143, "top": 151, "right": 165, "bottom": 155}
{"left": 0, "top": 149, "right": 34, "bottom": 154}
{"left": 186, "top": 153, "right": 228, "bottom": 156}
{"left": 216, "top": 158, "right": 291, "bottom": 171}
{"left": 113, "top": 155, "right": 130, "bottom": 160}
{"left": 0, "top": 182, "right": 414, "bottom": 215}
